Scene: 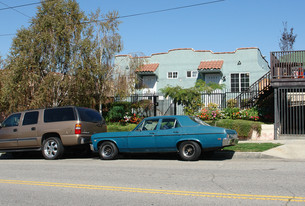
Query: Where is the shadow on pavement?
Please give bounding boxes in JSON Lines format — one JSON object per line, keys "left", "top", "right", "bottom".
{"left": 0, "top": 150, "right": 236, "bottom": 161}
{"left": 0, "top": 152, "right": 43, "bottom": 159}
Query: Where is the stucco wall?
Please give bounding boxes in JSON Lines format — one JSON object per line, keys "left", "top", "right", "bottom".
{"left": 115, "top": 48, "right": 270, "bottom": 94}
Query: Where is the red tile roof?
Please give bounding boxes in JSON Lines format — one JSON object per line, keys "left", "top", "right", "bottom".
{"left": 136, "top": 63, "right": 159, "bottom": 72}
{"left": 198, "top": 60, "right": 224, "bottom": 70}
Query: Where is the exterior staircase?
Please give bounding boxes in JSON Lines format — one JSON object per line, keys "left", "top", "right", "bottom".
{"left": 235, "top": 71, "right": 273, "bottom": 109}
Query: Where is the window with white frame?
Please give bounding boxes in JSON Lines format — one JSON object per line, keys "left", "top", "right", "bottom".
{"left": 186, "top": 71, "right": 198, "bottom": 78}
{"left": 231, "top": 73, "right": 249, "bottom": 92}
{"left": 168, "top": 72, "right": 178, "bottom": 79}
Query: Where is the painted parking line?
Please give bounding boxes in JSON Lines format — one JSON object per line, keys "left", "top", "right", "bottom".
{"left": 0, "top": 179, "right": 305, "bottom": 202}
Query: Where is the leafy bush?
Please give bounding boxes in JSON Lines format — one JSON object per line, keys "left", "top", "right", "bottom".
{"left": 211, "top": 119, "right": 262, "bottom": 140}
{"left": 223, "top": 107, "right": 241, "bottom": 119}
{"left": 223, "top": 107, "right": 260, "bottom": 121}
{"left": 107, "top": 106, "right": 126, "bottom": 122}
{"left": 240, "top": 107, "right": 260, "bottom": 121}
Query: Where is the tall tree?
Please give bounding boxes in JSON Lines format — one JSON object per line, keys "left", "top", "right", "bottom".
{"left": 2, "top": 0, "right": 86, "bottom": 111}
{"left": 0, "top": 55, "right": 3, "bottom": 69}
{"left": 1, "top": 0, "right": 122, "bottom": 113}
{"left": 89, "top": 9, "right": 122, "bottom": 112}
{"left": 279, "top": 22, "right": 297, "bottom": 51}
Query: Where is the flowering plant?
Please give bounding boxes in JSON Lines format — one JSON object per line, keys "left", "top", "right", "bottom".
{"left": 123, "top": 113, "right": 141, "bottom": 124}
{"left": 197, "top": 103, "right": 223, "bottom": 121}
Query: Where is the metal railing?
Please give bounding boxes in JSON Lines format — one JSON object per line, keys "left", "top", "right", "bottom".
{"left": 271, "top": 50, "right": 305, "bottom": 80}
{"left": 116, "top": 91, "right": 254, "bottom": 116}
{"left": 235, "top": 71, "right": 271, "bottom": 109}
{"left": 274, "top": 87, "right": 305, "bottom": 137}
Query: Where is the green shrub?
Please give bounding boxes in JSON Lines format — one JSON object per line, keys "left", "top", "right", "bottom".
{"left": 240, "top": 107, "right": 260, "bottom": 121}
{"left": 223, "top": 107, "right": 241, "bottom": 119}
{"left": 211, "top": 119, "right": 262, "bottom": 140}
{"left": 107, "top": 106, "right": 126, "bottom": 122}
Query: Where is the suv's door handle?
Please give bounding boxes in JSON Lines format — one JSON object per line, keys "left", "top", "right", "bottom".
{"left": 31, "top": 127, "right": 36, "bottom": 131}
{"left": 13, "top": 129, "right": 17, "bottom": 132}
{"left": 149, "top": 132, "right": 155, "bottom": 135}
{"left": 173, "top": 131, "right": 179, "bottom": 133}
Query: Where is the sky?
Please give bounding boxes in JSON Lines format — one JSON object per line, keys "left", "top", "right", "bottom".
{"left": 0, "top": 0, "right": 304, "bottom": 63}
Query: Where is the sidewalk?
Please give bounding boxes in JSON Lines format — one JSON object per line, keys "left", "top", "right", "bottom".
{"left": 233, "top": 140, "right": 305, "bottom": 160}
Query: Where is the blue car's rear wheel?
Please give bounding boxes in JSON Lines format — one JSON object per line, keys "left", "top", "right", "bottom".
{"left": 99, "top": 141, "right": 118, "bottom": 160}
{"left": 179, "top": 141, "right": 201, "bottom": 161}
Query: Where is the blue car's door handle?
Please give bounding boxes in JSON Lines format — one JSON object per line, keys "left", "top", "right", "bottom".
{"left": 173, "top": 131, "right": 179, "bottom": 133}
{"left": 149, "top": 132, "right": 155, "bottom": 135}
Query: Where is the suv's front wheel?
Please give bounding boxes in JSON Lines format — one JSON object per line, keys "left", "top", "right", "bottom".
{"left": 42, "top": 137, "right": 64, "bottom": 160}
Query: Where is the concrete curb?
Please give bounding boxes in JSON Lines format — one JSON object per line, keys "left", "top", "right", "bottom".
{"left": 214, "top": 151, "right": 282, "bottom": 160}
{"left": 232, "top": 152, "right": 282, "bottom": 159}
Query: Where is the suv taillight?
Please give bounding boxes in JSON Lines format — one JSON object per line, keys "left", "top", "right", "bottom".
{"left": 75, "top": 124, "right": 81, "bottom": 134}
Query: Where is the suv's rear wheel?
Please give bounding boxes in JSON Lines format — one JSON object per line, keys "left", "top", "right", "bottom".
{"left": 42, "top": 137, "right": 64, "bottom": 160}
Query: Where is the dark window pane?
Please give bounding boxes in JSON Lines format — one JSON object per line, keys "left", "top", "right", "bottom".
{"left": 161, "top": 119, "right": 176, "bottom": 130}
{"left": 241, "top": 73, "right": 250, "bottom": 91}
{"left": 23, "top": 111, "right": 39, "bottom": 125}
{"left": 44, "top": 108, "right": 76, "bottom": 123}
{"left": 173, "top": 72, "right": 178, "bottom": 78}
{"left": 168, "top": 72, "right": 172, "bottom": 78}
{"left": 77, "top": 108, "right": 102, "bottom": 122}
{"left": 231, "top": 73, "right": 239, "bottom": 92}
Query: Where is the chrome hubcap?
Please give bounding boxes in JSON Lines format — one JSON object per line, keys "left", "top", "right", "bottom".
{"left": 44, "top": 140, "right": 58, "bottom": 158}
{"left": 103, "top": 145, "right": 112, "bottom": 157}
{"left": 183, "top": 145, "right": 195, "bottom": 157}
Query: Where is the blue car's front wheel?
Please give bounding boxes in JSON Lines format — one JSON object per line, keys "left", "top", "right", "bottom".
{"left": 179, "top": 141, "right": 201, "bottom": 161}
{"left": 99, "top": 141, "right": 118, "bottom": 160}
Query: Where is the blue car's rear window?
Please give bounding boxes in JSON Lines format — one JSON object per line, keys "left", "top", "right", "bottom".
{"left": 189, "top": 116, "right": 210, "bottom": 126}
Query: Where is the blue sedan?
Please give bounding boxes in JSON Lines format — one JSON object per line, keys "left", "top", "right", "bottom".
{"left": 91, "top": 115, "right": 238, "bottom": 161}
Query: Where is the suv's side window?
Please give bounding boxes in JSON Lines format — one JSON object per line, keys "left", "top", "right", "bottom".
{"left": 44, "top": 108, "right": 76, "bottom": 122}
{"left": 23, "top": 111, "right": 39, "bottom": 126}
{"left": 2, "top": 113, "right": 21, "bottom": 127}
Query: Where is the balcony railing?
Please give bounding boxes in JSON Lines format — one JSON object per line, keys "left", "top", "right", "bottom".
{"left": 270, "top": 50, "right": 305, "bottom": 81}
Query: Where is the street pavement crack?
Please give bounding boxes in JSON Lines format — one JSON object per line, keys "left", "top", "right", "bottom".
{"left": 210, "top": 173, "right": 233, "bottom": 194}
{"left": 281, "top": 186, "right": 296, "bottom": 206}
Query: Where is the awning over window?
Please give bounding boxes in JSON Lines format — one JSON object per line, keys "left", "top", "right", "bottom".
{"left": 198, "top": 60, "right": 223, "bottom": 71}
{"left": 136, "top": 63, "right": 159, "bottom": 73}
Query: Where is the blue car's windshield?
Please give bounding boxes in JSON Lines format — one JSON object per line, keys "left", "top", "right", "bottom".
{"left": 189, "top": 116, "right": 210, "bottom": 126}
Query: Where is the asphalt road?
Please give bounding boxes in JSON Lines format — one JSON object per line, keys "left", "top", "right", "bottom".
{"left": 1, "top": 154, "right": 305, "bottom": 205}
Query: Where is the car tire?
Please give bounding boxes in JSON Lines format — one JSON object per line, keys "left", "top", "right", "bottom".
{"left": 42, "top": 137, "right": 64, "bottom": 160}
{"left": 99, "top": 141, "right": 118, "bottom": 160}
{"left": 179, "top": 141, "right": 201, "bottom": 161}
